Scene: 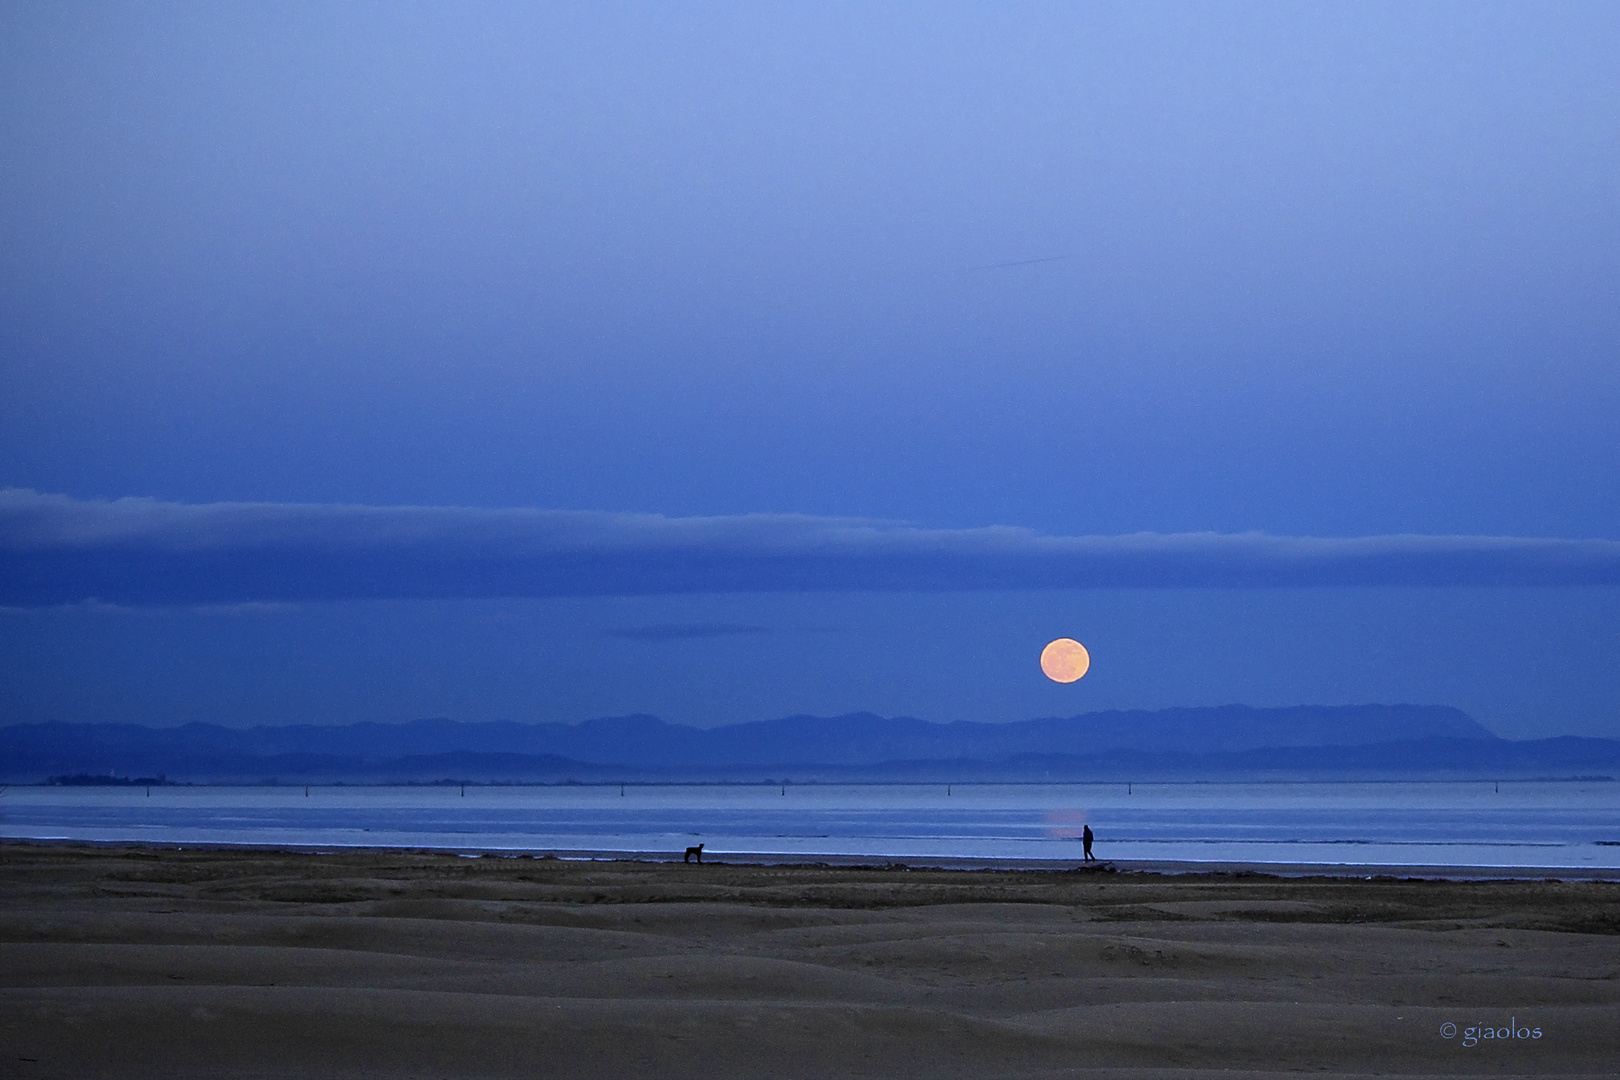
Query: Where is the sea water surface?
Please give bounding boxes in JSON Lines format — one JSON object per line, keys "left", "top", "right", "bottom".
{"left": 5, "top": 781, "right": 1618, "bottom": 869}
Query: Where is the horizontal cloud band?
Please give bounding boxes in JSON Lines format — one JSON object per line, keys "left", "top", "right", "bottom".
{"left": 3, "top": 489, "right": 1617, "bottom": 606}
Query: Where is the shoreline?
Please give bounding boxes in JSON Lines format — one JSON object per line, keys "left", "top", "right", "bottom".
{"left": 5, "top": 842, "right": 1617, "bottom": 1077}
{"left": 8, "top": 837, "right": 1620, "bottom": 881}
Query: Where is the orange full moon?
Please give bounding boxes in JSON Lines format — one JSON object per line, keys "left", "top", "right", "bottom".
{"left": 1040, "top": 638, "right": 1090, "bottom": 683}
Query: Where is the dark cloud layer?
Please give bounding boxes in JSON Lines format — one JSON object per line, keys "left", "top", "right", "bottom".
{"left": 3, "top": 490, "right": 1617, "bottom": 607}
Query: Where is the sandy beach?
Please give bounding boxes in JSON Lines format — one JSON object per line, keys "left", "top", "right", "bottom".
{"left": 3, "top": 843, "right": 1617, "bottom": 1079}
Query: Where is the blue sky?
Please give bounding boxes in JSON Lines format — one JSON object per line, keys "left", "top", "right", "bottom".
{"left": 2, "top": 2, "right": 1616, "bottom": 737}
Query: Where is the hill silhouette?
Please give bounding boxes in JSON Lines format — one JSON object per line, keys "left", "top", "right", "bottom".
{"left": 7, "top": 703, "right": 1606, "bottom": 783}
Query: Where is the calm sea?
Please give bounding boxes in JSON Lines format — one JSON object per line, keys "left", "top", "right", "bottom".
{"left": 3, "top": 781, "right": 1617, "bottom": 869}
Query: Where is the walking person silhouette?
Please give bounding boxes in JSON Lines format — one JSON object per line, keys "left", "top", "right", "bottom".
{"left": 1082, "top": 823, "right": 1096, "bottom": 862}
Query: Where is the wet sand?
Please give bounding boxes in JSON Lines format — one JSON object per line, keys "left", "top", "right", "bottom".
{"left": 3, "top": 843, "right": 1617, "bottom": 1078}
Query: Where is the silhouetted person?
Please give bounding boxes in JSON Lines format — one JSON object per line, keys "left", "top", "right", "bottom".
{"left": 1082, "top": 824, "right": 1096, "bottom": 862}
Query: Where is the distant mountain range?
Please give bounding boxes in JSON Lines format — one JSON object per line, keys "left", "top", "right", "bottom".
{"left": 4, "top": 705, "right": 1616, "bottom": 783}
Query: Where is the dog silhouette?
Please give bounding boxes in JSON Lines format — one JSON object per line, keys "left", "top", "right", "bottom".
{"left": 684, "top": 843, "right": 704, "bottom": 864}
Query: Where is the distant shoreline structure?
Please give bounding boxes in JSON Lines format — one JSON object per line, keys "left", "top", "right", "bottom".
{"left": 22, "top": 775, "right": 1618, "bottom": 788}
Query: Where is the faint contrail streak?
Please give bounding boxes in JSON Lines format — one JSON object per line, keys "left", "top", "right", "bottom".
{"left": 965, "top": 254, "right": 1072, "bottom": 271}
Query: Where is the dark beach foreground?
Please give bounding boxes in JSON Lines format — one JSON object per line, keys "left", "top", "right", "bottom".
{"left": 3, "top": 843, "right": 1617, "bottom": 1079}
